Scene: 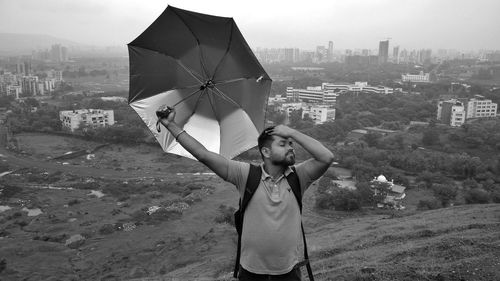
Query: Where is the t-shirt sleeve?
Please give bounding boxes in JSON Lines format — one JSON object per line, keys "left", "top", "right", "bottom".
{"left": 294, "top": 161, "right": 315, "bottom": 195}
{"left": 225, "top": 160, "right": 250, "bottom": 198}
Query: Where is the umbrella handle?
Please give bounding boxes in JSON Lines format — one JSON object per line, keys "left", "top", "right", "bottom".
{"left": 155, "top": 106, "right": 174, "bottom": 133}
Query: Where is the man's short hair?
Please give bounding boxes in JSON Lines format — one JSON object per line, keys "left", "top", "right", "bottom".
{"left": 257, "top": 126, "right": 275, "bottom": 156}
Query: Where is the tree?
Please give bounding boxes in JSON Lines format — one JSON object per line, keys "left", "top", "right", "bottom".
{"left": 371, "top": 181, "right": 392, "bottom": 206}
{"left": 422, "top": 128, "right": 439, "bottom": 146}
{"left": 362, "top": 132, "right": 382, "bottom": 147}
{"left": 464, "top": 189, "right": 490, "bottom": 204}
{"left": 432, "top": 183, "right": 457, "bottom": 207}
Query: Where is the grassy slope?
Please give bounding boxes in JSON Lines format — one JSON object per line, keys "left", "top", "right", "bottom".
{"left": 1, "top": 133, "right": 499, "bottom": 281}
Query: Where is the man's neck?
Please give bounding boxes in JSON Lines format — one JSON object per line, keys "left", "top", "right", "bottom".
{"left": 263, "top": 162, "right": 286, "bottom": 179}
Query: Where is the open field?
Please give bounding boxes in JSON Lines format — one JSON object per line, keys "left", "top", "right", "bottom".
{"left": 0, "top": 133, "right": 499, "bottom": 281}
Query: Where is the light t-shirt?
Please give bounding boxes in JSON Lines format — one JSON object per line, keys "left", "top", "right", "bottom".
{"left": 226, "top": 160, "right": 315, "bottom": 275}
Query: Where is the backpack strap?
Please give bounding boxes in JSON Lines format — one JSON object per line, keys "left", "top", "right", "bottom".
{"left": 287, "top": 167, "right": 315, "bottom": 281}
{"left": 233, "top": 164, "right": 261, "bottom": 277}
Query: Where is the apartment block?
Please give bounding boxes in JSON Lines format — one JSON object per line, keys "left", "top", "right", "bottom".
{"left": 60, "top": 109, "right": 115, "bottom": 131}
{"left": 437, "top": 99, "right": 466, "bottom": 127}
{"left": 302, "top": 105, "right": 336, "bottom": 124}
{"left": 466, "top": 96, "right": 497, "bottom": 119}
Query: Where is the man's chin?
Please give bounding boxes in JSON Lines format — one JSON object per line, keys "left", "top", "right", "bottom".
{"left": 285, "top": 156, "right": 295, "bottom": 166}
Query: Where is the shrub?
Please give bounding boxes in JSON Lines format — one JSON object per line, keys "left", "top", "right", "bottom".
{"left": 355, "top": 182, "right": 375, "bottom": 205}
{"left": 315, "top": 193, "right": 336, "bottom": 210}
{"left": 417, "top": 199, "right": 442, "bottom": 210}
{"left": 491, "top": 190, "right": 500, "bottom": 203}
{"left": 332, "top": 190, "right": 361, "bottom": 211}
{"left": 214, "top": 204, "right": 236, "bottom": 226}
{"left": 462, "top": 178, "right": 480, "bottom": 189}
{"left": 316, "top": 187, "right": 361, "bottom": 211}
{"left": 432, "top": 184, "right": 457, "bottom": 207}
{"left": 464, "top": 189, "right": 490, "bottom": 204}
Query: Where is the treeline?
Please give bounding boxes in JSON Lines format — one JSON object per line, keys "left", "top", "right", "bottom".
{"left": 5, "top": 97, "right": 151, "bottom": 145}
{"left": 63, "top": 67, "right": 109, "bottom": 78}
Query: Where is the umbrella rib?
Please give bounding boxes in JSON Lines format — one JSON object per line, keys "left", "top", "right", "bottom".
{"left": 187, "top": 88, "right": 206, "bottom": 122}
{"left": 207, "top": 89, "right": 221, "bottom": 122}
{"left": 171, "top": 9, "right": 211, "bottom": 79}
{"left": 211, "top": 86, "right": 241, "bottom": 109}
{"left": 176, "top": 60, "right": 205, "bottom": 84}
{"left": 211, "top": 21, "right": 234, "bottom": 80}
{"left": 172, "top": 87, "right": 203, "bottom": 107}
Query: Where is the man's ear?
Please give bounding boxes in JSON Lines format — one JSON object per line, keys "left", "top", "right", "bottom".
{"left": 261, "top": 147, "right": 271, "bottom": 158}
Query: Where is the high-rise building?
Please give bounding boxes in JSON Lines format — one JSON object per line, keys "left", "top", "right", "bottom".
{"left": 378, "top": 40, "right": 389, "bottom": 64}
{"left": 328, "top": 41, "right": 334, "bottom": 62}
{"left": 16, "top": 60, "right": 31, "bottom": 75}
{"left": 393, "top": 46, "right": 400, "bottom": 63}
{"left": 419, "top": 49, "right": 432, "bottom": 64}
{"left": 316, "top": 46, "right": 327, "bottom": 63}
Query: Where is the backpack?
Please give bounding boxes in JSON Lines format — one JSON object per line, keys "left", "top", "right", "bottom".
{"left": 233, "top": 164, "right": 315, "bottom": 281}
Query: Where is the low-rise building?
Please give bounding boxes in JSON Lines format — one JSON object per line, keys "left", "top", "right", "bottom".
{"left": 371, "top": 175, "right": 406, "bottom": 210}
{"left": 60, "top": 109, "right": 115, "bottom": 132}
{"left": 466, "top": 95, "right": 497, "bottom": 119}
{"left": 322, "top": 82, "right": 393, "bottom": 95}
{"left": 437, "top": 95, "right": 497, "bottom": 126}
{"left": 402, "top": 71, "right": 430, "bottom": 83}
{"left": 437, "top": 99, "right": 466, "bottom": 127}
{"left": 302, "top": 105, "right": 336, "bottom": 124}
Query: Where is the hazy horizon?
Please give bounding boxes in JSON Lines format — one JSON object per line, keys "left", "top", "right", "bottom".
{"left": 1, "top": 0, "right": 500, "bottom": 52}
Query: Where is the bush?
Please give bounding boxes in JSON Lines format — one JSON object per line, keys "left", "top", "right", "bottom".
{"left": 432, "top": 184, "right": 458, "bottom": 207}
{"left": 464, "top": 189, "right": 490, "bottom": 204}
{"left": 316, "top": 187, "right": 361, "bottom": 211}
{"left": 417, "top": 199, "right": 442, "bottom": 210}
{"left": 214, "top": 204, "right": 236, "bottom": 226}
{"left": 491, "top": 190, "right": 500, "bottom": 203}
{"left": 333, "top": 190, "right": 361, "bottom": 211}
{"left": 355, "top": 182, "right": 375, "bottom": 205}
{"left": 315, "top": 193, "right": 336, "bottom": 210}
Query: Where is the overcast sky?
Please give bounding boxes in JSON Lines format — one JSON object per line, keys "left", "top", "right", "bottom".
{"left": 1, "top": 0, "right": 499, "bottom": 51}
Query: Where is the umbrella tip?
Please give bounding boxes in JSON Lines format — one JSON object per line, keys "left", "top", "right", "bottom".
{"left": 256, "top": 75, "right": 264, "bottom": 83}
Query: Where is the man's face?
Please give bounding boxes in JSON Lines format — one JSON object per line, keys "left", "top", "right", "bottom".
{"left": 268, "top": 135, "right": 295, "bottom": 166}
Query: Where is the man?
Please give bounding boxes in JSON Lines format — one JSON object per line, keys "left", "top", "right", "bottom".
{"left": 159, "top": 107, "right": 334, "bottom": 280}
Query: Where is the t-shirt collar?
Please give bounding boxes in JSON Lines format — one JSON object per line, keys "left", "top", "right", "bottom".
{"left": 260, "top": 163, "right": 294, "bottom": 181}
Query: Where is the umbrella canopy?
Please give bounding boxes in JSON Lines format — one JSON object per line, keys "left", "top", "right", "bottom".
{"left": 128, "top": 6, "right": 271, "bottom": 160}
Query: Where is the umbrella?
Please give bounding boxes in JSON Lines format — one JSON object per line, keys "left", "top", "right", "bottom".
{"left": 128, "top": 6, "right": 271, "bottom": 160}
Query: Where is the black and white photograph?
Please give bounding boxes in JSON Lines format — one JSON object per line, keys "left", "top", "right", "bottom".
{"left": 0, "top": 0, "right": 499, "bottom": 280}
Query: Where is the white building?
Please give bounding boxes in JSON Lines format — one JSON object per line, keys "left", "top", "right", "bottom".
{"left": 371, "top": 175, "right": 406, "bottom": 210}
{"left": 286, "top": 86, "right": 338, "bottom": 105}
{"left": 466, "top": 96, "right": 497, "bottom": 119}
{"left": 322, "top": 82, "right": 393, "bottom": 95}
{"left": 268, "top": 94, "right": 287, "bottom": 105}
{"left": 401, "top": 71, "right": 430, "bottom": 83}
{"left": 6, "top": 85, "right": 22, "bottom": 99}
{"left": 60, "top": 109, "right": 115, "bottom": 132}
{"left": 437, "top": 99, "right": 466, "bottom": 127}
{"left": 302, "top": 105, "right": 336, "bottom": 124}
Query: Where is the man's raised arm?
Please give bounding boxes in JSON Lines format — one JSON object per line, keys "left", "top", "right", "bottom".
{"left": 158, "top": 107, "right": 229, "bottom": 180}
{"left": 269, "top": 125, "right": 334, "bottom": 179}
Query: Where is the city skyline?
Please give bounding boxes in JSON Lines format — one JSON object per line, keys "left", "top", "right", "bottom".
{"left": 1, "top": 0, "right": 500, "bottom": 52}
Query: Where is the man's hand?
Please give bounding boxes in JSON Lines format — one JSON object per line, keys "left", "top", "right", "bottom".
{"left": 157, "top": 106, "right": 176, "bottom": 127}
{"left": 266, "top": 125, "right": 296, "bottom": 139}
